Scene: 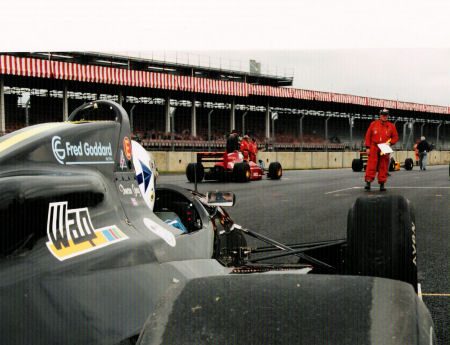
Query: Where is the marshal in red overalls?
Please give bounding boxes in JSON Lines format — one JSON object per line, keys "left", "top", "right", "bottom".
{"left": 364, "top": 109, "right": 398, "bottom": 190}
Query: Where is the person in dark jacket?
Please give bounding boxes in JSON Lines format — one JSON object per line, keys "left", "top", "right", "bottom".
{"left": 226, "top": 129, "right": 240, "bottom": 153}
{"left": 417, "top": 136, "right": 431, "bottom": 170}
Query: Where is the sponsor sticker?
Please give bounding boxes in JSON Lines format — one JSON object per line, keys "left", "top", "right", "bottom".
{"left": 132, "top": 140, "right": 156, "bottom": 211}
{"left": 143, "top": 217, "right": 176, "bottom": 247}
{"left": 136, "top": 160, "right": 152, "bottom": 193}
{"left": 51, "top": 136, "right": 113, "bottom": 165}
{"left": 123, "top": 137, "right": 132, "bottom": 160}
{"left": 120, "top": 150, "right": 127, "bottom": 170}
{"left": 164, "top": 219, "right": 188, "bottom": 233}
{"left": 130, "top": 198, "right": 138, "bottom": 206}
{"left": 45, "top": 201, "right": 128, "bottom": 261}
{"left": 118, "top": 183, "right": 141, "bottom": 197}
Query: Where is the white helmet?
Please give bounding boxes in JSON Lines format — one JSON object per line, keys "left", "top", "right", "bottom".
{"left": 131, "top": 140, "right": 157, "bottom": 211}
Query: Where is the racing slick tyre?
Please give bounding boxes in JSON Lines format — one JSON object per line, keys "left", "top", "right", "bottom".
{"left": 346, "top": 195, "right": 417, "bottom": 292}
{"left": 404, "top": 158, "right": 414, "bottom": 171}
{"left": 268, "top": 162, "right": 282, "bottom": 179}
{"left": 186, "top": 163, "right": 204, "bottom": 183}
{"left": 352, "top": 158, "right": 363, "bottom": 172}
{"left": 215, "top": 166, "right": 226, "bottom": 182}
{"left": 233, "top": 162, "right": 251, "bottom": 182}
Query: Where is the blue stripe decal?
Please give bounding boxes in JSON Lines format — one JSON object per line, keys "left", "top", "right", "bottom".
{"left": 102, "top": 229, "right": 115, "bottom": 241}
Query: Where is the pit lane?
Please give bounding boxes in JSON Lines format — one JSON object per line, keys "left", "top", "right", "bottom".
{"left": 159, "top": 165, "right": 449, "bottom": 345}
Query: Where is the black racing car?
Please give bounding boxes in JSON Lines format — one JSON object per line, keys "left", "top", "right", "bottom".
{"left": 0, "top": 100, "right": 434, "bottom": 344}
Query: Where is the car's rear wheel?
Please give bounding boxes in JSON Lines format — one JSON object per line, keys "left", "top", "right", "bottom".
{"left": 352, "top": 158, "right": 363, "bottom": 172}
{"left": 268, "top": 162, "right": 282, "bottom": 179}
{"left": 186, "top": 163, "right": 204, "bottom": 183}
{"left": 346, "top": 195, "right": 417, "bottom": 291}
{"left": 404, "top": 158, "right": 414, "bottom": 170}
{"left": 233, "top": 162, "right": 250, "bottom": 182}
{"left": 215, "top": 166, "right": 226, "bottom": 181}
{"left": 389, "top": 158, "right": 396, "bottom": 171}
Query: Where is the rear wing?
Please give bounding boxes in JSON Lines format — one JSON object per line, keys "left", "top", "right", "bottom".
{"left": 196, "top": 152, "right": 228, "bottom": 165}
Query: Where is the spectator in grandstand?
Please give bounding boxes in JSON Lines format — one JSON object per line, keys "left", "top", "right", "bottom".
{"left": 249, "top": 137, "right": 258, "bottom": 163}
{"left": 330, "top": 135, "right": 340, "bottom": 144}
{"left": 413, "top": 139, "right": 420, "bottom": 166}
{"left": 182, "top": 128, "right": 190, "bottom": 139}
{"left": 240, "top": 135, "right": 251, "bottom": 160}
{"left": 417, "top": 136, "right": 431, "bottom": 170}
{"left": 226, "top": 129, "right": 240, "bottom": 153}
{"left": 364, "top": 108, "right": 399, "bottom": 191}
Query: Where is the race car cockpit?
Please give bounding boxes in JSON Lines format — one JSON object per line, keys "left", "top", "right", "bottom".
{"left": 153, "top": 187, "right": 203, "bottom": 233}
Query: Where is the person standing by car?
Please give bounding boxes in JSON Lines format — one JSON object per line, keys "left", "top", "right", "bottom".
{"left": 240, "top": 135, "right": 251, "bottom": 160}
{"left": 417, "top": 136, "right": 431, "bottom": 170}
{"left": 226, "top": 129, "right": 240, "bottom": 153}
{"left": 413, "top": 139, "right": 420, "bottom": 166}
{"left": 249, "top": 136, "right": 258, "bottom": 163}
{"left": 364, "top": 108, "right": 399, "bottom": 191}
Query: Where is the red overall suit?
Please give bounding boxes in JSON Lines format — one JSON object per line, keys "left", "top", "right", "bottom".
{"left": 249, "top": 140, "right": 258, "bottom": 163}
{"left": 364, "top": 120, "right": 398, "bottom": 183}
{"left": 240, "top": 138, "right": 250, "bottom": 160}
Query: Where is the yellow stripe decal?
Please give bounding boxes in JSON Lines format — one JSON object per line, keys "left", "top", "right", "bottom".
{"left": 421, "top": 293, "right": 450, "bottom": 296}
{"left": 0, "top": 123, "right": 64, "bottom": 153}
{"left": 46, "top": 225, "right": 128, "bottom": 261}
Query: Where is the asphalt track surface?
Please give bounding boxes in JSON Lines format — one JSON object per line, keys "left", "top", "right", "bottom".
{"left": 159, "top": 164, "right": 449, "bottom": 345}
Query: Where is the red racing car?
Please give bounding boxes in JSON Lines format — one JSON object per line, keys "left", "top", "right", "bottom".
{"left": 186, "top": 151, "right": 282, "bottom": 182}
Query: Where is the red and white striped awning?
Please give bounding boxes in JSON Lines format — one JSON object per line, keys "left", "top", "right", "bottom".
{"left": 291, "top": 89, "right": 314, "bottom": 100}
{"left": 0, "top": 55, "right": 52, "bottom": 78}
{"left": 249, "top": 85, "right": 292, "bottom": 98}
{"left": 314, "top": 91, "right": 332, "bottom": 102}
{"left": 367, "top": 98, "right": 388, "bottom": 108}
{"left": 0, "top": 54, "right": 448, "bottom": 115}
{"left": 332, "top": 93, "right": 368, "bottom": 105}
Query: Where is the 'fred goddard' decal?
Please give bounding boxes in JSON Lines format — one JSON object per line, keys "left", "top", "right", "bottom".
{"left": 51, "top": 136, "right": 114, "bottom": 165}
{"left": 46, "top": 202, "right": 128, "bottom": 261}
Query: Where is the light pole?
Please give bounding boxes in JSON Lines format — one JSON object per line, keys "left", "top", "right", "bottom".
{"left": 271, "top": 112, "right": 278, "bottom": 151}
{"left": 242, "top": 111, "right": 248, "bottom": 136}
{"left": 207, "top": 110, "right": 214, "bottom": 152}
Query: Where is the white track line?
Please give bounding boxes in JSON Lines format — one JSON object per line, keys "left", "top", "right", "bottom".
{"left": 325, "top": 187, "right": 360, "bottom": 195}
{"left": 326, "top": 186, "right": 450, "bottom": 195}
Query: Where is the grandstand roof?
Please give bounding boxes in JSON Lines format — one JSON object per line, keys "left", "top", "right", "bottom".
{"left": 1, "top": 53, "right": 448, "bottom": 116}
{"left": 12, "top": 52, "right": 293, "bottom": 87}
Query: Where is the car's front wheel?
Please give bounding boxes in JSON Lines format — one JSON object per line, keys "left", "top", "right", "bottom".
{"left": 268, "top": 162, "right": 282, "bottom": 179}
{"left": 352, "top": 158, "right": 363, "bottom": 172}
{"left": 233, "top": 162, "right": 250, "bottom": 182}
{"left": 404, "top": 158, "right": 414, "bottom": 170}
{"left": 346, "top": 195, "right": 417, "bottom": 291}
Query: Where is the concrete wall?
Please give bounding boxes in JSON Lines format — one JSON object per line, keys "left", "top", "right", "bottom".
{"left": 150, "top": 150, "right": 450, "bottom": 172}
{"left": 294, "top": 152, "right": 312, "bottom": 169}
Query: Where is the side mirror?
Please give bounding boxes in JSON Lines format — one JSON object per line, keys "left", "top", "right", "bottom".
{"left": 205, "top": 191, "right": 235, "bottom": 207}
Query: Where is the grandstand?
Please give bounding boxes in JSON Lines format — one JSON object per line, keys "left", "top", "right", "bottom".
{"left": 0, "top": 52, "right": 449, "bottom": 151}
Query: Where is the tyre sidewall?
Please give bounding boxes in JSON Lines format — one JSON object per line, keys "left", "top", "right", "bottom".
{"left": 346, "top": 195, "right": 417, "bottom": 291}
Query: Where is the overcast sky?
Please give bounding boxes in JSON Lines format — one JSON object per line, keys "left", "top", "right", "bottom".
{"left": 2, "top": 0, "right": 449, "bottom": 106}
